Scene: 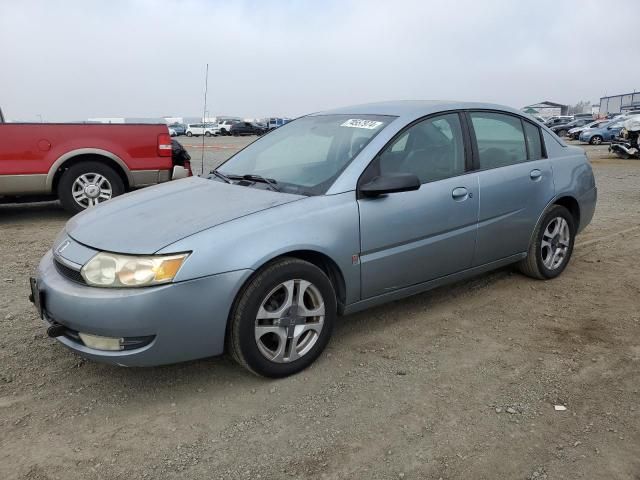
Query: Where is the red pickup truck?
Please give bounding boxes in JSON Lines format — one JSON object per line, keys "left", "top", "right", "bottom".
{"left": 0, "top": 117, "right": 191, "bottom": 212}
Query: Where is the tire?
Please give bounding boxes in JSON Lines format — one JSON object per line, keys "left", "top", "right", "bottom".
{"left": 517, "top": 205, "right": 575, "bottom": 280}
{"left": 205, "top": 131, "right": 211, "bottom": 137}
{"left": 58, "top": 161, "right": 125, "bottom": 214}
{"left": 186, "top": 132, "right": 193, "bottom": 137}
{"left": 557, "top": 129, "right": 567, "bottom": 137}
{"left": 228, "top": 257, "right": 336, "bottom": 378}
{"left": 590, "top": 135, "right": 603, "bottom": 145}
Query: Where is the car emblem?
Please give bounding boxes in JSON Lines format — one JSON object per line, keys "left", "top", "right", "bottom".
{"left": 57, "top": 240, "right": 71, "bottom": 254}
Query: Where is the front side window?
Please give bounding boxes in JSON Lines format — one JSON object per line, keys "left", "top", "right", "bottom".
{"left": 470, "top": 112, "right": 527, "bottom": 169}
{"left": 364, "top": 113, "right": 466, "bottom": 184}
{"left": 218, "top": 114, "right": 394, "bottom": 195}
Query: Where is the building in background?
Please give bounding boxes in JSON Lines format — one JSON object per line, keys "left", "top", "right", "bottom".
{"left": 521, "top": 101, "right": 569, "bottom": 118}
{"left": 599, "top": 91, "right": 640, "bottom": 115}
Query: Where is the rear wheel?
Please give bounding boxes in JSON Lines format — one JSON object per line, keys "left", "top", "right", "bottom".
{"left": 590, "top": 135, "right": 603, "bottom": 145}
{"left": 58, "top": 161, "right": 125, "bottom": 213}
{"left": 205, "top": 131, "right": 211, "bottom": 137}
{"left": 228, "top": 258, "right": 336, "bottom": 377}
{"left": 557, "top": 129, "right": 567, "bottom": 137}
{"left": 517, "top": 205, "right": 575, "bottom": 280}
{"left": 186, "top": 131, "right": 193, "bottom": 137}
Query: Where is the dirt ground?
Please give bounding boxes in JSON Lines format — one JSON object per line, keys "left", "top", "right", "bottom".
{"left": 1, "top": 138, "right": 639, "bottom": 480}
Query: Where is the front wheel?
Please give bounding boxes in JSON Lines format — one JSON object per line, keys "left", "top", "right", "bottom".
{"left": 517, "top": 205, "right": 575, "bottom": 280}
{"left": 557, "top": 129, "right": 567, "bottom": 137}
{"left": 228, "top": 258, "right": 336, "bottom": 377}
{"left": 58, "top": 161, "right": 125, "bottom": 213}
{"left": 205, "top": 131, "right": 211, "bottom": 137}
{"left": 590, "top": 135, "right": 603, "bottom": 145}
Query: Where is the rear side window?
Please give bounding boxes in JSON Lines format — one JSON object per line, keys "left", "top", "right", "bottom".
{"left": 470, "top": 112, "right": 527, "bottom": 169}
{"left": 523, "top": 121, "right": 544, "bottom": 160}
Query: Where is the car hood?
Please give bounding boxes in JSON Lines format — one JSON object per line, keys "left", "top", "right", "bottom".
{"left": 65, "top": 177, "right": 305, "bottom": 254}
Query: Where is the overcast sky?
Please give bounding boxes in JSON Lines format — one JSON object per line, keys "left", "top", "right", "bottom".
{"left": 1, "top": 0, "right": 638, "bottom": 121}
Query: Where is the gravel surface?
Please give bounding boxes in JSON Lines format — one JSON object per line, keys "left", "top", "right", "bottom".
{"left": 1, "top": 138, "right": 639, "bottom": 479}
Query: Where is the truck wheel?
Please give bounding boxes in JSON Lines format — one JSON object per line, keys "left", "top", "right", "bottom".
{"left": 58, "top": 161, "right": 125, "bottom": 213}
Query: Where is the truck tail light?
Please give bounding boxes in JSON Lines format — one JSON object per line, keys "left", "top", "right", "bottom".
{"left": 157, "top": 133, "right": 172, "bottom": 157}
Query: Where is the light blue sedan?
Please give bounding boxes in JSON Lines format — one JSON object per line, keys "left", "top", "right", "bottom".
{"left": 578, "top": 119, "right": 624, "bottom": 144}
{"left": 31, "top": 101, "right": 597, "bottom": 377}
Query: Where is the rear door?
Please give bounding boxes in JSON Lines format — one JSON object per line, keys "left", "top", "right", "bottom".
{"left": 468, "top": 111, "right": 555, "bottom": 265}
{"left": 358, "top": 112, "right": 479, "bottom": 298}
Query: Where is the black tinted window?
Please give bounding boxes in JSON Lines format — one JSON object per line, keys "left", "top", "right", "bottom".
{"left": 523, "top": 121, "right": 544, "bottom": 160}
{"left": 470, "top": 112, "right": 527, "bottom": 169}
{"left": 374, "top": 113, "right": 466, "bottom": 184}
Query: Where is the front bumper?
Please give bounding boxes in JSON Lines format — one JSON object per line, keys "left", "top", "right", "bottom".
{"left": 34, "top": 250, "right": 251, "bottom": 366}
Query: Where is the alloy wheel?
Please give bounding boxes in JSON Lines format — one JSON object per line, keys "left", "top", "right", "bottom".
{"left": 540, "top": 216, "right": 571, "bottom": 270}
{"left": 254, "top": 279, "right": 325, "bottom": 363}
{"left": 71, "top": 173, "right": 113, "bottom": 208}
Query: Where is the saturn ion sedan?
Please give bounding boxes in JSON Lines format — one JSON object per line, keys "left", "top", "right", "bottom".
{"left": 31, "top": 101, "right": 597, "bottom": 377}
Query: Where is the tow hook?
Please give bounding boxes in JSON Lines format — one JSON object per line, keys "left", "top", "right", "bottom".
{"left": 47, "top": 323, "right": 66, "bottom": 338}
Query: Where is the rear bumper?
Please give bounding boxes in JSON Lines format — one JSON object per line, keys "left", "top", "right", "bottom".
{"left": 130, "top": 166, "right": 192, "bottom": 188}
{"left": 35, "top": 250, "right": 251, "bottom": 366}
{"left": 577, "top": 187, "right": 597, "bottom": 234}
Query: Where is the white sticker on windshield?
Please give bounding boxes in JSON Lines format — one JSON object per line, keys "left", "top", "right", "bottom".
{"left": 340, "top": 119, "right": 384, "bottom": 129}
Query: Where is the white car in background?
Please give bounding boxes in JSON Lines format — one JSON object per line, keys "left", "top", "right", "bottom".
{"left": 217, "top": 119, "right": 241, "bottom": 135}
{"left": 185, "top": 123, "right": 219, "bottom": 137}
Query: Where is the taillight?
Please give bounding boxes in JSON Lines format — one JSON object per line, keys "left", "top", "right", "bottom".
{"left": 157, "top": 133, "right": 172, "bottom": 157}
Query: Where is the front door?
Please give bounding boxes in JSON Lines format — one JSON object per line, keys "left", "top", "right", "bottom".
{"left": 357, "top": 112, "right": 479, "bottom": 299}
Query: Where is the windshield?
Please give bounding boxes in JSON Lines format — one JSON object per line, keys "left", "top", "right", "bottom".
{"left": 217, "top": 114, "right": 394, "bottom": 195}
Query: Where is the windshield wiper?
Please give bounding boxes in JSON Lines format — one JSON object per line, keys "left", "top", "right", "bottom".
{"left": 210, "top": 170, "right": 233, "bottom": 183}
{"left": 212, "top": 171, "right": 281, "bottom": 192}
{"left": 239, "top": 174, "right": 280, "bottom": 192}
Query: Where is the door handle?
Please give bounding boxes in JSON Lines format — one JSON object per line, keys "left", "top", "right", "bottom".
{"left": 451, "top": 187, "right": 469, "bottom": 201}
{"left": 530, "top": 169, "right": 542, "bottom": 181}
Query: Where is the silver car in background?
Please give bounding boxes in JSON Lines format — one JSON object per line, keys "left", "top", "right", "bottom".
{"left": 31, "top": 101, "right": 597, "bottom": 377}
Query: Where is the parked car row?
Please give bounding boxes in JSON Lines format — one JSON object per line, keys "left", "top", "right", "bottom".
{"left": 535, "top": 112, "right": 640, "bottom": 146}
{"left": 576, "top": 113, "right": 640, "bottom": 145}
{"left": 168, "top": 117, "right": 289, "bottom": 138}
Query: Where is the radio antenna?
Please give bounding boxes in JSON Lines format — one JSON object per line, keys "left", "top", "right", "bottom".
{"left": 201, "top": 63, "right": 209, "bottom": 175}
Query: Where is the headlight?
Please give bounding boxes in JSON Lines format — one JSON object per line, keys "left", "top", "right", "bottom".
{"left": 81, "top": 252, "right": 189, "bottom": 287}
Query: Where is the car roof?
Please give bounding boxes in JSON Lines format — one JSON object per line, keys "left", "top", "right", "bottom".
{"left": 314, "top": 100, "right": 528, "bottom": 121}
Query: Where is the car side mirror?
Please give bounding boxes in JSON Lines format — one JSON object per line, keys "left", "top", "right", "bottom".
{"left": 359, "top": 173, "right": 421, "bottom": 197}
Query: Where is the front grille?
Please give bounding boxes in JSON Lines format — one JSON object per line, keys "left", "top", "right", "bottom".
{"left": 54, "top": 258, "right": 86, "bottom": 284}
